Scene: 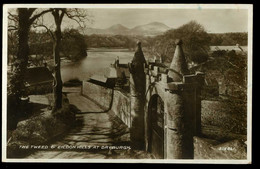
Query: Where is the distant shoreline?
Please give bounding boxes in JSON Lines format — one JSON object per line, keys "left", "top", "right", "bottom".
{"left": 87, "top": 48, "right": 133, "bottom": 52}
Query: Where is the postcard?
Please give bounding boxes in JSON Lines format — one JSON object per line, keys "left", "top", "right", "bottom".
{"left": 2, "top": 4, "right": 252, "bottom": 164}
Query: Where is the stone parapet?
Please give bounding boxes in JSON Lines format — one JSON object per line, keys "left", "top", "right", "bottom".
{"left": 82, "top": 81, "right": 113, "bottom": 110}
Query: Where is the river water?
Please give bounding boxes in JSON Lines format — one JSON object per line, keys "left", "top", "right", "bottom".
{"left": 60, "top": 50, "right": 134, "bottom": 82}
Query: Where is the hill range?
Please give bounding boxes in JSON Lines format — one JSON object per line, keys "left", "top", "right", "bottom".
{"left": 83, "top": 22, "right": 172, "bottom": 36}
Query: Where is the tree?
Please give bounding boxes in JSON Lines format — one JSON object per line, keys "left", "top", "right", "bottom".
{"left": 208, "top": 33, "right": 248, "bottom": 46}
{"left": 7, "top": 7, "right": 91, "bottom": 114}
{"left": 51, "top": 9, "right": 65, "bottom": 111}
{"left": 61, "top": 28, "right": 87, "bottom": 61}
{"left": 33, "top": 8, "right": 90, "bottom": 111}
{"left": 53, "top": 8, "right": 90, "bottom": 111}
{"left": 146, "top": 21, "right": 211, "bottom": 64}
{"left": 29, "top": 30, "right": 53, "bottom": 63}
{"left": 7, "top": 30, "right": 18, "bottom": 65}
{"left": 7, "top": 8, "right": 52, "bottom": 130}
{"left": 209, "top": 33, "right": 223, "bottom": 46}
{"left": 8, "top": 8, "right": 52, "bottom": 97}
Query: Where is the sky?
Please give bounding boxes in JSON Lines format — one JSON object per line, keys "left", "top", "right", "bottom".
{"left": 83, "top": 8, "right": 248, "bottom": 33}
{"left": 8, "top": 7, "right": 249, "bottom": 33}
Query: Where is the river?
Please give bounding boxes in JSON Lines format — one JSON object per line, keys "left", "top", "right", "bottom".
{"left": 61, "top": 50, "right": 134, "bottom": 82}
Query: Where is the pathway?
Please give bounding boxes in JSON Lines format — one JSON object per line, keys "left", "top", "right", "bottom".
{"left": 26, "top": 87, "right": 152, "bottom": 159}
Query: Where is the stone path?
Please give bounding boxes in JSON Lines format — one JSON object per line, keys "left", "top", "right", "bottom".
{"left": 66, "top": 93, "right": 104, "bottom": 113}
{"left": 26, "top": 87, "right": 152, "bottom": 159}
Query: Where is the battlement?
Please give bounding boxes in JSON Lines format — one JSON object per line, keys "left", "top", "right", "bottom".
{"left": 144, "top": 62, "right": 205, "bottom": 92}
{"left": 125, "top": 39, "right": 206, "bottom": 158}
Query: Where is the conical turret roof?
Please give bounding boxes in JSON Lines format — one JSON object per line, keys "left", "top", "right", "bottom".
{"left": 168, "top": 39, "right": 189, "bottom": 82}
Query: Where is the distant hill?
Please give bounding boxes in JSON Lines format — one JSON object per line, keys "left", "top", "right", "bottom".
{"left": 106, "top": 24, "right": 130, "bottom": 34}
{"left": 84, "top": 22, "right": 171, "bottom": 36}
{"left": 130, "top": 22, "right": 171, "bottom": 36}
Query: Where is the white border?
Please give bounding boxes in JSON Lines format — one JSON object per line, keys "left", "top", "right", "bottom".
{"left": 2, "top": 4, "right": 253, "bottom": 164}
{"left": 246, "top": 4, "right": 253, "bottom": 164}
{"left": 2, "top": 4, "right": 253, "bottom": 9}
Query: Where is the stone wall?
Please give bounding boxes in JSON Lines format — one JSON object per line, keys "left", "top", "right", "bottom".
{"left": 111, "top": 90, "right": 131, "bottom": 128}
{"left": 82, "top": 81, "right": 113, "bottom": 110}
{"left": 82, "top": 81, "right": 131, "bottom": 127}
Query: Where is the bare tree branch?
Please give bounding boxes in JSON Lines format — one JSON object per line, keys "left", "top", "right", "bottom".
{"left": 8, "top": 12, "right": 18, "bottom": 22}
{"left": 29, "top": 9, "right": 52, "bottom": 25}
{"left": 8, "top": 25, "right": 18, "bottom": 31}
{"left": 64, "top": 8, "right": 92, "bottom": 29}
{"left": 8, "top": 11, "right": 19, "bottom": 31}
{"left": 32, "top": 17, "right": 55, "bottom": 40}
{"left": 28, "top": 8, "right": 36, "bottom": 17}
{"left": 59, "top": 9, "right": 65, "bottom": 24}
{"left": 52, "top": 9, "right": 64, "bottom": 26}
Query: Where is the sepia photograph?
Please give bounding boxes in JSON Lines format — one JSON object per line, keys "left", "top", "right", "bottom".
{"left": 2, "top": 4, "right": 252, "bottom": 163}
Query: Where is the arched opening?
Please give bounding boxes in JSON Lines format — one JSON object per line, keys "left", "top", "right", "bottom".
{"left": 147, "top": 94, "right": 164, "bottom": 159}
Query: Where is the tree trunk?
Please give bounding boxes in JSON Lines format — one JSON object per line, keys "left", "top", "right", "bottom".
{"left": 52, "top": 25, "right": 63, "bottom": 111}
{"left": 17, "top": 9, "right": 30, "bottom": 70}
{"left": 52, "top": 10, "right": 64, "bottom": 111}
{"left": 9, "top": 9, "right": 30, "bottom": 97}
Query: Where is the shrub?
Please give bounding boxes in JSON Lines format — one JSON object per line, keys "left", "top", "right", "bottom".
{"left": 211, "top": 50, "right": 227, "bottom": 58}
{"left": 52, "top": 104, "right": 76, "bottom": 126}
{"left": 7, "top": 101, "right": 76, "bottom": 158}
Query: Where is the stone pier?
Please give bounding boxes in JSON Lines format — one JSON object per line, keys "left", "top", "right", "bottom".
{"left": 129, "top": 41, "right": 146, "bottom": 150}
{"left": 144, "top": 39, "right": 204, "bottom": 159}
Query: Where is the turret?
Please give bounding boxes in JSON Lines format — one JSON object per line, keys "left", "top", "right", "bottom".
{"left": 129, "top": 41, "right": 146, "bottom": 150}
{"left": 168, "top": 39, "right": 189, "bottom": 82}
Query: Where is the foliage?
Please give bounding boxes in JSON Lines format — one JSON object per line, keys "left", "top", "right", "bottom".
{"left": 61, "top": 29, "right": 87, "bottom": 61}
{"left": 211, "top": 50, "right": 227, "bottom": 58}
{"left": 8, "top": 31, "right": 18, "bottom": 61}
{"left": 85, "top": 34, "right": 137, "bottom": 49}
{"left": 7, "top": 99, "right": 76, "bottom": 158}
{"left": 192, "top": 51, "right": 247, "bottom": 134}
{"left": 15, "top": 29, "right": 88, "bottom": 63}
{"left": 145, "top": 21, "right": 211, "bottom": 64}
{"left": 192, "top": 50, "right": 247, "bottom": 101}
{"left": 29, "top": 31, "right": 53, "bottom": 58}
{"left": 209, "top": 32, "right": 248, "bottom": 46}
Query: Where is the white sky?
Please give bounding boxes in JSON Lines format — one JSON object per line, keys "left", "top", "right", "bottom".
{"left": 8, "top": 7, "right": 249, "bottom": 33}
{"left": 85, "top": 8, "right": 248, "bottom": 33}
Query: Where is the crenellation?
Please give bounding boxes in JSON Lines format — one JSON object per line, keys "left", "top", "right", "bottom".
{"left": 161, "top": 73, "right": 170, "bottom": 83}
{"left": 153, "top": 66, "right": 159, "bottom": 75}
